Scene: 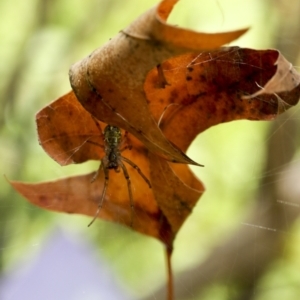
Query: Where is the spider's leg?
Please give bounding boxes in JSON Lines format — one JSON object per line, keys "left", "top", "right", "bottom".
{"left": 119, "top": 131, "right": 132, "bottom": 152}
{"left": 86, "top": 140, "right": 104, "bottom": 148}
{"left": 91, "top": 115, "right": 105, "bottom": 139}
{"left": 91, "top": 161, "right": 103, "bottom": 183}
{"left": 121, "top": 156, "right": 152, "bottom": 189}
{"left": 85, "top": 116, "right": 105, "bottom": 149}
{"left": 88, "top": 161, "right": 109, "bottom": 227}
{"left": 119, "top": 160, "right": 134, "bottom": 227}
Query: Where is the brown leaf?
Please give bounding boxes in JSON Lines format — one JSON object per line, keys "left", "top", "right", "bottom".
{"left": 27, "top": 95, "right": 204, "bottom": 246}
{"left": 11, "top": 3, "right": 300, "bottom": 248}
{"left": 68, "top": 0, "right": 246, "bottom": 165}
{"left": 125, "top": 0, "right": 247, "bottom": 49}
{"left": 10, "top": 171, "right": 164, "bottom": 241}
{"left": 36, "top": 92, "right": 104, "bottom": 165}
{"left": 10, "top": 157, "right": 203, "bottom": 246}
{"left": 145, "top": 47, "right": 300, "bottom": 151}
{"left": 149, "top": 153, "right": 204, "bottom": 235}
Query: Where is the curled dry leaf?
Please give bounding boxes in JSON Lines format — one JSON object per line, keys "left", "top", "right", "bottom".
{"left": 11, "top": 95, "right": 204, "bottom": 247}
{"left": 10, "top": 2, "right": 300, "bottom": 248}
{"left": 68, "top": 0, "right": 246, "bottom": 165}
{"left": 12, "top": 45, "right": 300, "bottom": 245}
{"left": 145, "top": 47, "right": 300, "bottom": 151}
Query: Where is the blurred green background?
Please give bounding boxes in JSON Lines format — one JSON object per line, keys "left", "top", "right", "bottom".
{"left": 1, "top": 0, "right": 300, "bottom": 299}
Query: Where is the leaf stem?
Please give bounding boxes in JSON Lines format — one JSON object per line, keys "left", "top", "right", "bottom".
{"left": 165, "top": 245, "right": 174, "bottom": 300}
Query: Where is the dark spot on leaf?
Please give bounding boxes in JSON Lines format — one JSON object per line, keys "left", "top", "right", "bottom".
{"left": 177, "top": 198, "right": 192, "bottom": 212}
{"left": 236, "top": 106, "right": 244, "bottom": 114}
{"left": 181, "top": 95, "right": 198, "bottom": 105}
{"left": 169, "top": 89, "right": 179, "bottom": 103}
{"left": 207, "top": 102, "right": 216, "bottom": 115}
{"left": 196, "top": 92, "right": 207, "bottom": 98}
{"left": 199, "top": 75, "right": 206, "bottom": 82}
{"left": 222, "top": 108, "right": 228, "bottom": 116}
{"left": 39, "top": 195, "right": 49, "bottom": 206}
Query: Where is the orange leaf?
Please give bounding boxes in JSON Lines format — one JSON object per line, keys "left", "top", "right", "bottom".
{"left": 18, "top": 95, "right": 204, "bottom": 247}
{"left": 69, "top": 0, "right": 246, "bottom": 165}
{"left": 10, "top": 3, "right": 300, "bottom": 248}
{"left": 125, "top": 0, "right": 247, "bottom": 49}
{"left": 10, "top": 172, "right": 164, "bottom": 241}
{"left": 145, "top": 47, "right": 300, "bottom": 151}
{"left": 10, "top": 157, "right": 203, "bottom": 246}
{"left": 36, "top": 92, "right": 104, "bottom": 165}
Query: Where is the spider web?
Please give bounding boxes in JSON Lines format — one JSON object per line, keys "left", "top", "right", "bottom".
{"left": 1, "top": 0, "right": 300, "bottom": 299}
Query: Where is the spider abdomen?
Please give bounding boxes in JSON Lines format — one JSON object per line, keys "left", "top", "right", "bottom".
{"left": 107, "top": 149, "right": 120, "bottom": 170}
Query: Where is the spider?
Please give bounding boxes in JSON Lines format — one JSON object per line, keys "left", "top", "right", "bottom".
{"left": 88, "top": 122, "right": 152, "bottom": 227}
